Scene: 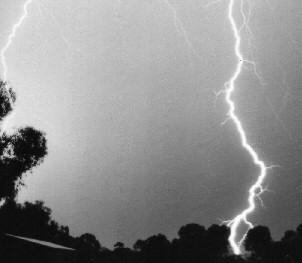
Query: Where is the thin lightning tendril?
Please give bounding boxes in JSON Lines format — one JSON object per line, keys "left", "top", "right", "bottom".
{"left": 160, "top": 0, "right": 201, "bottom": 59}
{"left": 0, "top": 0, "right": 33, "bottom": 134}
{"left": 202, "top": 0, "right": 222, "bottom": 9}
{"left": 37, "top": 1, "right": 84, "bottom": 55}
{"left": 222, "top": 0, "right": 271, "bottom": 254}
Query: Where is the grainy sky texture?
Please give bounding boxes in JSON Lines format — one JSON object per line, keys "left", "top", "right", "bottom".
{"left": 0, "top": 0, "right": 302, "bottom": 248}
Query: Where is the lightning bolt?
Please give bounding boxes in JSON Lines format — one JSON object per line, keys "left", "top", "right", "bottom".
{"left": 220, "top": 0, "right": 273, "bottom": 254}
{"left": 1, "top": 0, "right": 33, "bottom": 82}
{"left": 0, "top": 0, "right": 33, "bottom": 134}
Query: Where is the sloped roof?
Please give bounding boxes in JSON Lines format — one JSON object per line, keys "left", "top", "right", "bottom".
{"left": 5, "top": 234, "right": 75, "bottom": 251}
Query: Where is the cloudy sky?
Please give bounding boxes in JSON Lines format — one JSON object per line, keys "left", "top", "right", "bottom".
{"left": 1, "top": 0, "right": 302, "bottom": 248}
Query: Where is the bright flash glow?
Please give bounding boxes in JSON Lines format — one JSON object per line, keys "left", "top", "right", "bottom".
{"left": 0, "top": 0, "right": 33, "bottom": 133}
{"left": 222, "top": 0, "right": 271, "bottom": 254}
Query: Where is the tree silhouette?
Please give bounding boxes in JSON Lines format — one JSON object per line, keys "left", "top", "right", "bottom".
{"left": 1, "top": 196, "right": 301, "bottom": 263}
{"left": 172, "top": 223, "right": 207, "bottom": 263}
{"left": 206, "top": 224, "right": 230, "bottom": 259}
{"left": 288, "top": 235, "right": 302, "bottom": 263}
{"left": 171, "top": 223, "right": 231, "bottom": 263}
{"left": 133, "top": 234, "right": 171, "bottom": 263}
{"left": 281, "top": 230, "right": 296, "bottom": 243}
{"left": 133, "top": 239, "right": 144, "bottom": 252}
{"left": 75, "top": 233, "right": 101, "bottom": 263}
{"left": 178, "top": 223, "right": 207, "bottom": 243}
{"left": 296, "top": 224, "right": 302, "bottom": 236}
{"left": 0, "top": 81, "right": 15, "bottom": 120}
{"left": 0, "top": 80, "right": 47, "bottom": 200}
{"left": 114, "top": 242, "right": 125, "bottom": 250}
{"left": 113, "top": 242, "right": 135, "bottom": 263}
{"left": 244, "top": 225, "right": 272, "bottom": 260}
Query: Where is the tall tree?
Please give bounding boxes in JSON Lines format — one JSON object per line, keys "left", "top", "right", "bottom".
{"left": 0, "top": 80, "right": 47, "bottom": 200}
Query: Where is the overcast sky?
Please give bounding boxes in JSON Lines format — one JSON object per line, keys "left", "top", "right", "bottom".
{"left": 1, "top": 0, "right": 302, "bottom": 248}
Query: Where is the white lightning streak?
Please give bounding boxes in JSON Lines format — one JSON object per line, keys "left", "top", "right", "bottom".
{"left": 1, "top": 0, "right": 33, "bottom": 82}
{"left": 223, "top": 0, "right": 270, "bottom": 254}
{"left": 0, "top": 0, "right": 33, "bottom": 134}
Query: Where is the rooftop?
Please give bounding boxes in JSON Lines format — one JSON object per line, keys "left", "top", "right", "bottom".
{"left": 5, "top": 234, "right": 74, "bottom": 251}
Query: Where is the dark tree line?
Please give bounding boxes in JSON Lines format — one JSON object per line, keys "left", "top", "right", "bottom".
{"left": 0, "top": 198, "right": 231, "bottom": 263}
{"left": 100, "top": 223, "right": 302, "bottom": 263}
{"left": 0, "top": 198, "right": 301, "bottom": 263}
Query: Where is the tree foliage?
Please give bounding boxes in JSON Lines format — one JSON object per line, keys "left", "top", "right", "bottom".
{"left": 244, "top": 225, "right": 272, "bottom": 258}
{"left": 0, "top": 80, "right": 47, "bottom": 199}
{"left": 75, "top": 233, "right": 101, "bottom": 263}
